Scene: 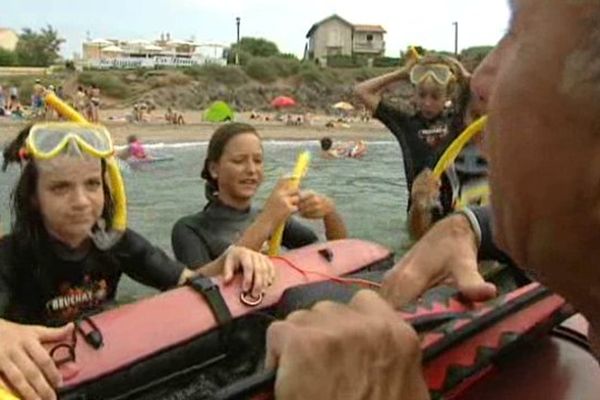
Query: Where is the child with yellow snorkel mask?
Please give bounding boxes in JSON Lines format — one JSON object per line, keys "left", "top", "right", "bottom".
{"left": 0, "top": 122, "right": 274, "bottom": 400}
{"left": 355, "top": 54, "right": 468, "bottom": 218}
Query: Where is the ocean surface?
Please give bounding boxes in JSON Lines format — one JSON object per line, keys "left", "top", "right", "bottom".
{"left": 0, "top": 139, "right": 410, "bottom": 300}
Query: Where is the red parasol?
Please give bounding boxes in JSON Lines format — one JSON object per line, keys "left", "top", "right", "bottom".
{"left": 271, "top": 96, "right": 296, "bottom": 108}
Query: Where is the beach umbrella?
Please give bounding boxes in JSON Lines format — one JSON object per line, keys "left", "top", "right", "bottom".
{"left": 332, "top": 101, "right": 354, "bottom": 111}
{"left": 203, "top": 101, "right": 234, "bottom": 122}
{"left": 271, "top": 96, "right": 296, "bottom": 108}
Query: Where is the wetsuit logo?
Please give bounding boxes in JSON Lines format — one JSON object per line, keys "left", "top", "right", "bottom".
{"left": 418, "top": 125, "right": 448, "bottom": 147}
{"left": 46, "top": 276, "right": 108, "bottom": 321}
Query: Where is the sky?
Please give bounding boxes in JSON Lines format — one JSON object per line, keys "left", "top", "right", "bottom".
{"left": 2, "top": 0, "right": 511, "bottom": 59}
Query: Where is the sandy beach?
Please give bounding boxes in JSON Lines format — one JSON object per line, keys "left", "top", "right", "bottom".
{"left": 0, "top": 108, "right": 392, "bottom": 145}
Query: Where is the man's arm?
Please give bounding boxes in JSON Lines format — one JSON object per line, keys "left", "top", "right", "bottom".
{"left": 381, "top": 207, "right": 501, "bottom": 309}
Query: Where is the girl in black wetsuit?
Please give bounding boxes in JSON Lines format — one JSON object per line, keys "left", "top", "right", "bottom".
{"left": 171, "top": 123, "right": 348, "bottom": 268}
{"left": 0, "top": 123, "right": 273, "bottom": 400}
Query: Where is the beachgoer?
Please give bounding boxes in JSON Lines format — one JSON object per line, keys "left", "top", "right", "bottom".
{"left": 354, "top": 54, "right": 470, "bottom": 215}
{"left": 266, "top": 2, "right": 600, "bottom": 398}
{"left": 9, "top": 85, "right": 18, "bottom": 102}
{"left": 0, "top": 85, "right": 6, "bottom": 112}
{"left": 90, "top": 84, "right": 101, "bottom": 123}
{"left": 119, "top": 135, "right": 147, "bottom": 160}
{"left": 348, "top": 140, "right": 368, "bottom": 158}
{"left": 171, "top": 123, "right": 348, "bottom": 267}
{"left": 165, "top": 106, "right": 185, "bottom": 125}
{"left": 74, "top": 86, "right": 87, "bottom": 115}
{"left": 0, "top": 123, "right": 274, "bottom": 400}
{"left": 31, "top": 80, "right": 45, "bottom": 118}
{"left": 319, "top": 137, "right": 344, "bottom": 159}
{"left": 84, "top": 88, "right": 93, "bottom": 121}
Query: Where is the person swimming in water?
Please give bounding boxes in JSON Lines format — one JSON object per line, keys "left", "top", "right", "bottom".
{"left": 119, "top": 135, "right": 147, "bottom": 160}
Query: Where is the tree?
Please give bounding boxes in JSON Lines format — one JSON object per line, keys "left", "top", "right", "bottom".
{"left": 0, "top": 48, "right": 17, "bottom": 66}
{"left": 460, "top": 46, "right": 494, "bottom": 70}
{"left": 232, "top": 37, "right": 280, "bottom": 58}
{"left": 15, "top": 25, "right": 64, "bottom": 67}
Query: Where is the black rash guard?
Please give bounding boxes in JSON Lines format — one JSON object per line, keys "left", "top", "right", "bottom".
{"left": 171, "top": 200, "right": 318, "bottom": 268}
{"left": 373, "top": 100, "right": 456, "bottom": 212}
{"left": 0, "top": 229, "right": 185, "bottom": 326}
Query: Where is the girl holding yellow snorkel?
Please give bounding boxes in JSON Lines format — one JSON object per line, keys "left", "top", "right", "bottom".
{"left": 0, "top": 115, "right": 274, "bottom": 399}
{"left": 171, "top": 123, "right": 348, "bottom": 268}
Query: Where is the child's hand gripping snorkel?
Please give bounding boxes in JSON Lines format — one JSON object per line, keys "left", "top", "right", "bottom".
{"left": 43, "top": 90, "right": 128, "bottom": 250}
{"left": 267, "top": 151, "right": 311, "bottom": 256}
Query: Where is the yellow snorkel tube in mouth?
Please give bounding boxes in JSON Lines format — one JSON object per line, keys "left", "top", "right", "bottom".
{"left": 33, "top": 91, "right": 128, "bottom": 250}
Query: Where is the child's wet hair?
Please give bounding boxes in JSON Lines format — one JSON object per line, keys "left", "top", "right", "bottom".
{"left": 320, "top": 137, "right": 333, "bottom": 150}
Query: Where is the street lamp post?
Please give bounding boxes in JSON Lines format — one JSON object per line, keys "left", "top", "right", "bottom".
{"left": 452, "top": 21, "right": 459, "bottom": 57}
{"left": 235, "top": 17, "right": 241, "bottom": 65}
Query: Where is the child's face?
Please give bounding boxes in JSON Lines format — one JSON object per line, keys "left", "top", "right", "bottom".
{"left": 415, "top": 84, "right": 448, "bottom": 120}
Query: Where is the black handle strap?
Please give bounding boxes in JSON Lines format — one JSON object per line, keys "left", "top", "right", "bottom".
{"left": 188, "top": 276, "right": 232, "bottom": 326}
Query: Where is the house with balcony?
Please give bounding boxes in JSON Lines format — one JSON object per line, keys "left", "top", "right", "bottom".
{"left": 305, "top": 15, "right": 386, "bottom": 66}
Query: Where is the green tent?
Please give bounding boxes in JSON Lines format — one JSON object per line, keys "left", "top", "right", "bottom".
{"left": 203, "top": 101, "right": 234, "bottom": 122}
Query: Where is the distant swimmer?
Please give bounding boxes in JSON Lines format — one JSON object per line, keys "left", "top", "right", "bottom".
{"left": 320, "top": 137, "right": 367, "bottom": 159}
{"left": 119, "top": 135, "right": 147, "bottom": 160}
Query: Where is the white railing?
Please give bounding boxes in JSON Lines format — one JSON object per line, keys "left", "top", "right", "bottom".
{"left": 86, "top": 55, "right": 227, "bottom": 69}
{"left": 353, "top": 41, "right": 385, "bottom": 53}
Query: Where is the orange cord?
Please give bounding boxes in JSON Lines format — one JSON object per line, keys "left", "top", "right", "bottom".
{"left": 271, "top": 256, "right": 382, "bottom": 289}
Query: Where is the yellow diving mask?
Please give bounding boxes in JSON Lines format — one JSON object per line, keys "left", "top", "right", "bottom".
{"left": 27, "top": 122, "right": 114, "bottom": 160}
{"left": 29, "top": 90, "right": 129, "bottom": 251}
{"left": 410, "top": 63, "right": 454, "bottom": 86}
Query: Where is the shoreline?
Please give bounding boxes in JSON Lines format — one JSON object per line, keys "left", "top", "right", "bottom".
{"left": 0, "top": 109, "right": 392, "bottom": 145}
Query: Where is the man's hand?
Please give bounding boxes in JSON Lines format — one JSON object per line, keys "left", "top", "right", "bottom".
{"left": 382, "top": 214, "right": 497, "bottom": 309}
{"left": 265, "top": 290, "right": 429, "bottom": 400}
{"left": 0, "top": 319, "right": 73, "bottom": 400}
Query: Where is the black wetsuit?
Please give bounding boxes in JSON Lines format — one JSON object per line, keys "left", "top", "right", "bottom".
{"left": 0, "top": 229, "right": 184, "bottom": 326}
{"left": 373, "top": 100, "right": 455, "bottom": 212}
{"left": 171, "top": 200, "right": 318, "bottom": 268}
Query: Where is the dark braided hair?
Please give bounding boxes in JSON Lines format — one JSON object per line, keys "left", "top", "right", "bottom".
{"left": 201, "top": 123, "right": 260, "bottom": 204}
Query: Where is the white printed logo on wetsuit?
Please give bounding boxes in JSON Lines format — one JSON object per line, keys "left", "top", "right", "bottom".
{"left": 45, "top": 276, "right": 109, "bottom": 321}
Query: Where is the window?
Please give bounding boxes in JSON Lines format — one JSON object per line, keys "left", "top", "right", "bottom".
{"left": 366, "top": 34, "right": 373, "bottom": 41}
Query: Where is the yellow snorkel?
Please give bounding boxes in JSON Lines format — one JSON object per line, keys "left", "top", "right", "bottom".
{"left": 0, "top": 387, "right": 19, "bottom": 400}
{"left": 268, "top": 151, "right": 311, "bottom": 256}
{"left": 409, "top": 46, "right": 422, "bottom": 60}
{"left": 42, "top": 91, "right": 128, "bottom": 249}
{"left": 433, "top": 115, "right": 490, "bottom": 208}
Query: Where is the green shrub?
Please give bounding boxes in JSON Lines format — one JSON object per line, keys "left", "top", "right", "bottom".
{"left": 0, "top": 48, "right": 17, "bottom": 66}
{"left": 269, "top": 57, "right": 300, "bottom": 78}
{"left": 373, "top": 57, "right": 401, "bottom": 68}
{"left": 183, "top": 64, "right": 249, "bottom": 85}
{"left": 326, "top": 55, "right": 367, "bottom": 68}
{"left": 78, "top": 71, "right": 129, "bottom": 98}
{"left": 243, "top": 58, "right": 278, "bottom": 83}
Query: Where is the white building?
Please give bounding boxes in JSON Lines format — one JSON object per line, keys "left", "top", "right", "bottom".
{"left": 81, "top": 34, "right": 229, "bottom": 69}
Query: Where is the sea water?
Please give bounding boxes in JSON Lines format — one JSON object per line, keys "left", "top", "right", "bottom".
{"left": 0, "top": 140, "right": 410, "bottom": 301}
